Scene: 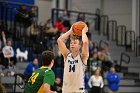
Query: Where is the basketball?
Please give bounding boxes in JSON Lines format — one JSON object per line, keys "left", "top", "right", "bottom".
{"left": 72, "top": 21, "right": 86, "bottom": 36}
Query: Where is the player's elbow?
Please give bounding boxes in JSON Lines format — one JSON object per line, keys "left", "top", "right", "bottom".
{"left": 57, "top": 37, "right": 62, "bottom": 43}
{"left": 82, "top": 52, "right": 89, "bottom": 60}
{"left": 43, "top": 83, "right": 51, "bottom": 93}
{"left": 45, "top": 89, "right": 50, "bottom": 93}
{"left": 83, "top": 40, "right": 88, "bottom": 45}
{"left": 83, "top": 53, "right": 89, "bottom": 58}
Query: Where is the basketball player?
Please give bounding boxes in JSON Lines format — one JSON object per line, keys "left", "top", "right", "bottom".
{"left": 24, "top": 51, "right": 56, "bottom": 93}
{"left": 57, "top": 24, "right": 89, "bottom": 93}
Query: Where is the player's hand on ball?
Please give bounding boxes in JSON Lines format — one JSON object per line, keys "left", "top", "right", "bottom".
{"left": 70, "top": 24, "right": 74, "bottom": 31}
{"left": 82, "top": 24, "right": 88, "bottom": 33}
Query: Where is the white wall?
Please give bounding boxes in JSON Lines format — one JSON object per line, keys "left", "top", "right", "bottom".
{"left": 34, "top": 0, "right": 133, "bottom": 31}
{"left": 52, "top": 0, "right": 56, "bottom": 8}
{"left": 70, "top": 0, "right": 101, "bottom": 13}
{"left": 132, "top": 0, "right": 139, "bottom": 37}
{"left": 35, "top": 0, "right": 52, "bottom": 23}
{"left": 59, "top": 0, "right": 65, "bottom": 9}
{"left": 103, "top": 0, "right": 132, "bottom": 30}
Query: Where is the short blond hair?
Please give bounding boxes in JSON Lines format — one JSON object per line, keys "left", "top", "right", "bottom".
{"left": 70, "top": 35, "right": 82, "bottom": 45}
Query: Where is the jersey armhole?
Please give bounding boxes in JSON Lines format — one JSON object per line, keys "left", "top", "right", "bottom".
{"left": 80, "top": 54, "right": 87, "bottom": 66}
{"left": 64, "top": 52, "right": 71, "bottom": 62}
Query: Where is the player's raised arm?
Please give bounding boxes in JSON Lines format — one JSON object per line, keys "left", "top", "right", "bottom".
{"left": 57, "top": 27, "right": 73, "bottom": 60}
{"left": 81, "top": 24, "right": 89, "bottom": 65}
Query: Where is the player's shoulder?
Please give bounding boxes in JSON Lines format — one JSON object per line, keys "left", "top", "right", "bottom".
{"left": 44, "top": 69, "right": 55, "bottom": 76}
{"left": 64, "top": 52, "right": 71, "bottom": 61}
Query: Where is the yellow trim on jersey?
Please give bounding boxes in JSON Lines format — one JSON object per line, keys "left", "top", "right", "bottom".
{"left": 40, "top": 66, "right": 48, "bottom": 69}
{"left": 37, "top": 84, "right": 44, "bottom": 93}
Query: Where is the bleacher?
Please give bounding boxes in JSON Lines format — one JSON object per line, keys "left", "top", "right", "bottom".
{"left": 91, "top": 13, "right": 140, "bottom": 92}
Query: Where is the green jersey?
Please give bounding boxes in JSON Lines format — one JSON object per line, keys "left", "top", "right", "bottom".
{"left": 24, "top": 66, "right": 55, "bottom": 93}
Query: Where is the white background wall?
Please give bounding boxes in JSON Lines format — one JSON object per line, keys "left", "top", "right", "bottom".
{"left": 102, "top": 0, "right": 132, "bottom": 30}
{"left": 70, "top": 0, "right": 132, "bottom": 30}
{"left": 70, "top": 0, "right": 101, "bottom": 13}
{"left": 34, "top": 0, "right": 135, "bottom": 32}
{"left": 132, "top": 0, "right": 139, "bottom": 37}
{"left": 35, "top": 0, "right": 52, "bottom": 23}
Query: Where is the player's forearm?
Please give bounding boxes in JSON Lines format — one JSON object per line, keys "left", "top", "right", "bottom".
{"left": 45, "top": 90, "right": 55, "bottom": 93}
{"left": 82, "top": 31, "right": 88, "bottom": 45}
{"left": 44, "top": 88, "right": 56, "bottom": 93}
{"left": 58, "top": 29, "right": 72, "bottom": 41}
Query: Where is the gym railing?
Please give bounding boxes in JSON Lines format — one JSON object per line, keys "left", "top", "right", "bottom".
{"left": 116, "top": 25, "right": 126, "bottom": 46}
{"left": 120, "top": 52, "right": 130, "bottom": 71}
{"left": 0, "top": 1, "right": 38, "bottom": 34}
{"left": 0, "top": 1, "right": 39, "bottom": 61}
{"left": 51, "top": 8, "right": 98, "bottom": 26}
{"left": 100, "top": 15, "right": 109, "bottom": 36}
{"left": 136, "top": 36, "right": 140, "bottom": 57}
{"left": 107, "top": 20, "right": 117, "bottom": 41}
{"left": 95, "top": 8, "right": 101, "bottom": 31}
{"left": 125, "top": 31, "right": 135, "bottom": 52}
{"left": 14, "top": 73, "right": 25, "bottom": 93}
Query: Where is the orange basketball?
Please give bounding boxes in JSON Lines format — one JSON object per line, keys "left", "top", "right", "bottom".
{"left": 72, "top": 21, "right": 86, "bottom": 36}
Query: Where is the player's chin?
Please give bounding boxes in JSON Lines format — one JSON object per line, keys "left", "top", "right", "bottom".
{"left": 70, "top": 48, "right": 74, "bottom": 52}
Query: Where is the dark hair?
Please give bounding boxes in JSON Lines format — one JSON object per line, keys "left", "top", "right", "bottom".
{"left": 94, "top": 68, "right": 101, "bottom": 75}
{"left": 42, "top": 51, "right": 54, "bottom": 66}
{"left": 6, "top": 38, "right": 12, "bottom": 44}
{"left": 33, "top": 57, "right": 38, "bottom": 62}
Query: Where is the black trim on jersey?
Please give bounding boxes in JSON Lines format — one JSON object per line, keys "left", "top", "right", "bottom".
{"left": 66, "top": 52, "right": 87, "bottom": 66}
{"left": 67, "top": 52, "right": 71, "bottom": 56}
{"left": 67, "top": 52, "right": 71, "bottom": 57}
{"left": 79, "top": 88, "right": 84, "bottom": 90}
{"left": 80, "top": 55, "right": 87, "bottom": 66}
{"left": 71, "top": 53, "right": 74, "bottom": 59}
{"left": 64, "top": 52, "right": 71, "bottom": 63}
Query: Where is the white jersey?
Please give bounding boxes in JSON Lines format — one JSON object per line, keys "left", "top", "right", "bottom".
{"left": 2, "top": 46, "right": 14, "bottom": 58}
{"left": 63, "top": 53, "right": 86, "bottom": 92}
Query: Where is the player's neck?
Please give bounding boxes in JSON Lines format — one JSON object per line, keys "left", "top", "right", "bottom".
{"left": 71, "top": 51, "right": 79, "bottom": 58}
{"left": 47, "top": 66, "right": 52, "bottom": 70}
{"left": 44, "top": 65, "right": 52, "bottom": 70}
